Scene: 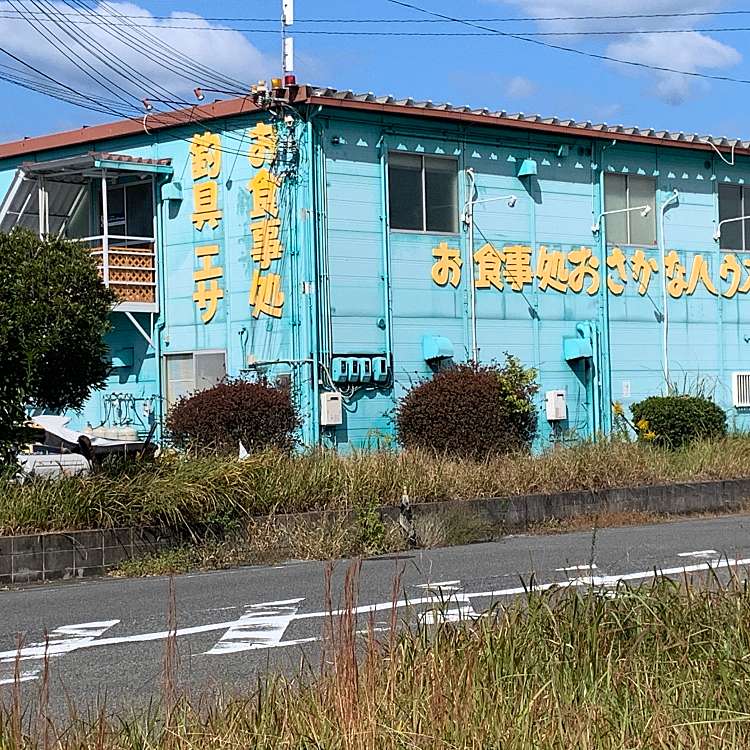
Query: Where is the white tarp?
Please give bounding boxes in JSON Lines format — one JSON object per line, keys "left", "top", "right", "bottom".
{"left": 31, "top": 415, "right": 142, "bottom": 448}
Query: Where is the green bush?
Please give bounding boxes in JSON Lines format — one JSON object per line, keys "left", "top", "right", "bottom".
{"left": 630, "top": 395, "right": 727, "bottom": 448}
{"left": 396, "top": 355, "right": 538, "bottom": 459}
{"left": 166, "top": 377, "right": 300, "bottom": 455}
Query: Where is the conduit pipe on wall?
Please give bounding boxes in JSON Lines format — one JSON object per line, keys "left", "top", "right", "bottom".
{"left": 305, "top": 119, "right": 320, "bottom": 444}
{"left": 153, "top": 138, "right": 168, "bottom": 439}
{"left": 465, "top": 167, "right": 478, "bottom": 364}
{"left": 595, "top": 145, "right": 612, "bottom": 437}
{"left": 658, "top": 189, "right": 679, "bottom": 386}
{"left": 376, "top": 134, "right": 394, "bottom": 374}
{"left": 463, "top": 167, "right": 517, "bottom": 365}
{"left": 577, "top": 321, "right": 600, "bottom": 438}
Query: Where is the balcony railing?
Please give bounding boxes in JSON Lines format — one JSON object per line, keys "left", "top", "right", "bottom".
{"left": 82, "top": 235, "right": 157, "bottom": 312}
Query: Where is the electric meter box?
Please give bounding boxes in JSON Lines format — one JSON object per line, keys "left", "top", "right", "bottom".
{"left": 545, "top": 389, "right": 567, "bottom": 421}
{"left": 332, "top": 357, "right": 349, "bottom": 383}
{"left": 320, "top": 392, "right": 343, "bottom": 426}
{"left": 372, "top": 356, "right": 389, "bottom": 383}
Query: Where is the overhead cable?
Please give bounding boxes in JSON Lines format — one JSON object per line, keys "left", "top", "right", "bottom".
{"left": 386, "top": 0, "right": 750, "bottom": 85}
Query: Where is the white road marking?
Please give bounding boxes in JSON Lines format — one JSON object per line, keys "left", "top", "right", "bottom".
{"left": 4, "top": 555, "right": 750, "bottom": 662}
{"left": 419, "top": 594, "right": 479, "bottom": 625}
{"left": 677, "top": 550, "right": 718, "bottom": 559}
{"left": 556, "top": 563, "right": 598, "bottom": 571}
{"left": 414, "top": 580, "right": 461, "bottom": 591}
{"left": 469, "top": 556, "right": 750, "bottom": 599}
{"left": 205, "top": 599, "right": 304, "bottom": 655}
{"left": 0, "top": 620, "right": 120, "bottom": 686}
{"left": 0, "top": 670, "right": 40, "bottom": 686}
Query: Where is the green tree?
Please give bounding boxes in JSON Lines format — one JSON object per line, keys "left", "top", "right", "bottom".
{"left": 0, "top": 229, "right": 115, "bottom": 464}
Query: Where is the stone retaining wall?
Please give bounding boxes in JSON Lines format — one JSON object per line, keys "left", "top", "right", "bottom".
{"left": 3, "top": 478, "right": 750, "bottom": 585}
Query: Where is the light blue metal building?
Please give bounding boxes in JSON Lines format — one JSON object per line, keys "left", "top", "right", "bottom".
{"left": 3, "top": 84, "right": 750, "bottom": 449}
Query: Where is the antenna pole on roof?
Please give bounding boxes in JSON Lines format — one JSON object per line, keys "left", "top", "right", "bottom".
{"left": 282, "top": 0, "right": 295, "bottom": 86}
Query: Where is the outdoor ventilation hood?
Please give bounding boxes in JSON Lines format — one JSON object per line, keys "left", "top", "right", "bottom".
{"left": 517, "top": 158, "right": 538, "bottom": 178}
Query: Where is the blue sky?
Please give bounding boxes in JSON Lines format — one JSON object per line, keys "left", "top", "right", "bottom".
{"left": 3, "top": 0, "right": 750, "bottom": 142}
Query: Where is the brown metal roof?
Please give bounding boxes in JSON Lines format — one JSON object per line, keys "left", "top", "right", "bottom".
{"left": 305, "top": 87, "right": 750, "bottom": 156}
{"left": 0, "top": 95, "right": 266, "bottom": 159}
{"left": 0, "top": 83, "right": 746, "bottom": 160}
{"left": 94, "top": 151, "right": 171, "bottom": 166}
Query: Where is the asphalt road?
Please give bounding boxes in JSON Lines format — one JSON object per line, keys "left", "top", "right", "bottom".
{"left": 2, "top": 512, "right": 750, "bottom": 716}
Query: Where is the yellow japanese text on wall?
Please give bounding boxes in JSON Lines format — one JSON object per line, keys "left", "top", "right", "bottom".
{"left": 247, "top": 122, "right": 285, "bottom": 319}
{"left": 431, "top": 241, "right": 750, "bottom": 299}
{"left": 190, "top": 132, "right": 224, "bottom": 323}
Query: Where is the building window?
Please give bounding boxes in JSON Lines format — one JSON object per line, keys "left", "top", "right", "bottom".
{"left": 388, "top": 153, "right": 458, "bottom": 233}
{"left": 100, "top": 179, "right": 155, "bottom": 238}
{"left": 164, "top": 351, "right": 226, "bottom": 409}
{"left": 718, "top": 184, "right": 750, "bottom": 251}
{"left": 603, "top": 174, "right": 656, "bottom": 245}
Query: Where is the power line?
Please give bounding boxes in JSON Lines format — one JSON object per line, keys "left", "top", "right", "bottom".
{"left": 0, "top": 1, "right": 143, "bottom": 117}
{"left": 4, "top": 8, "right": 750, "bottom": 23}
{"left": 82, "top": 0, "right": 270, "bottom": 155}
{"left": 93, "top": 0, "right": 250, "bottom": 92}
{"left": 386, "top": 0, "right": 750, "bottom": 85}
{"left": 0, "top": 4, "right": 262, "bottom": 160}
{"left": 2, "top": 12, "right": 750, "bottom": 37}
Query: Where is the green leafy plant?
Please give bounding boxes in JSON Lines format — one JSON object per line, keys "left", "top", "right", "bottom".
{"left": 0, "top": 229, "right": 115, "bottom": 464}
{"left": 166, "top": 377, "right": 300, "bottom": 455}
{"left": 353, "top": 497, "right": 388, "bottom": 554}
{"left": 396, "top": 355, "right": 539, "bottom": 459}
{"left": 630, "top": 395, "right": 727, "bottom": 448}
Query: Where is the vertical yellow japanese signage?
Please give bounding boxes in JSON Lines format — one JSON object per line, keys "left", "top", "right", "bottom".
{"left": 247, "top": 121, "right": 285, "bottom": 318}
{"left": 190, "top": 132, "right": 224, "bottom": 323}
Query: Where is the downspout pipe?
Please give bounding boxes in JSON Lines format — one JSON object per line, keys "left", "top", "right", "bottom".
{"left": 305, "top": 110, "right": 323, "bottom": 446}
{"left": 658, "top": 189, "right": 679, "bottom": 387}
{"left": 153, "top": 175, "right": 168, "bottom": 441}
{"left": 376, "top": 135, "right": 394, "bottom": 373}
{"left": 465, "top": 167, "right": 478, "bottom": 364}
{"left": 577, "top": 321, "right": 599, "bottom": 439}
{"left": 595, "top": 141, "right": 614, "bottom": 437}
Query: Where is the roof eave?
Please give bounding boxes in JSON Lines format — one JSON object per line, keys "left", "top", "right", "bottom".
{"left": 0, "top": 84, "right": 744, "bottom": 161}
{"left": 0, "top": 96, "right": 266, "bottom": 161}
{"left": 307, "top": 95, "right": 749, "bottom": 157}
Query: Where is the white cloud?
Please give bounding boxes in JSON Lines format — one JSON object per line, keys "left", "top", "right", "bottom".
{"left": 0, "top": 2, "right": 274, "bottom": 112}
{"left": 505, "top": 75, "right": 537, "bottom": 98}
{"left": 609, "top": 32, "right": 740, "bottom": 104}
{"left": 500, "top": 0, "right": 740, "bottom": 104}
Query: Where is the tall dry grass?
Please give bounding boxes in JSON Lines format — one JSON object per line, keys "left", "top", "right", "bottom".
{"left": 5, "top": 571, "right": 750, "bottom": 748}
{"left": 3, "top": 437, "right": 750, "bottom": 534}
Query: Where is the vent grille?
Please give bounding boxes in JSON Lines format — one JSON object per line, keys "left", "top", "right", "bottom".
{"left": 732, "top": 372, "right": 750, "bottom": 407}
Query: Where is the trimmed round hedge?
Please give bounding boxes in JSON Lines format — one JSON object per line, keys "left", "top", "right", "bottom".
{"left": 166, "top": 377, "right": 300, "bottom": 454}
{"left": 630, "top": 395, "right": 726, "bottom": 448}
{"left": 396, "top": 357, "right": 538, "bottom": 459}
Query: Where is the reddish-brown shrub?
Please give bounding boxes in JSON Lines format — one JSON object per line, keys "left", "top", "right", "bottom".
{"left": 396, "top": 356, "right": 538, "bottom": 459}
{"left": 166, "top": 378, "right": 300, "bottom": 454}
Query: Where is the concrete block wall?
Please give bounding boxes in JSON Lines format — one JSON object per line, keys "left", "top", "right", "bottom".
{"left": 0, "top": 527, "right": 179, "bottom": 585}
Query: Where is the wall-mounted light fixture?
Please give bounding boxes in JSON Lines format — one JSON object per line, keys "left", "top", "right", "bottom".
{"left": 713, "top": 214, "right": 750, "bottom": 242}
{"left": 463, "top": 167, "right": 518, "bottom": 364}
{"left": 592, "top": 204, "right": 651, "bottom": 234}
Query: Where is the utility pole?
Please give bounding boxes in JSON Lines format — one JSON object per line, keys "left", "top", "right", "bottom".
{"left": 282, "top": 0, "right": 295, "bottom": 85}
